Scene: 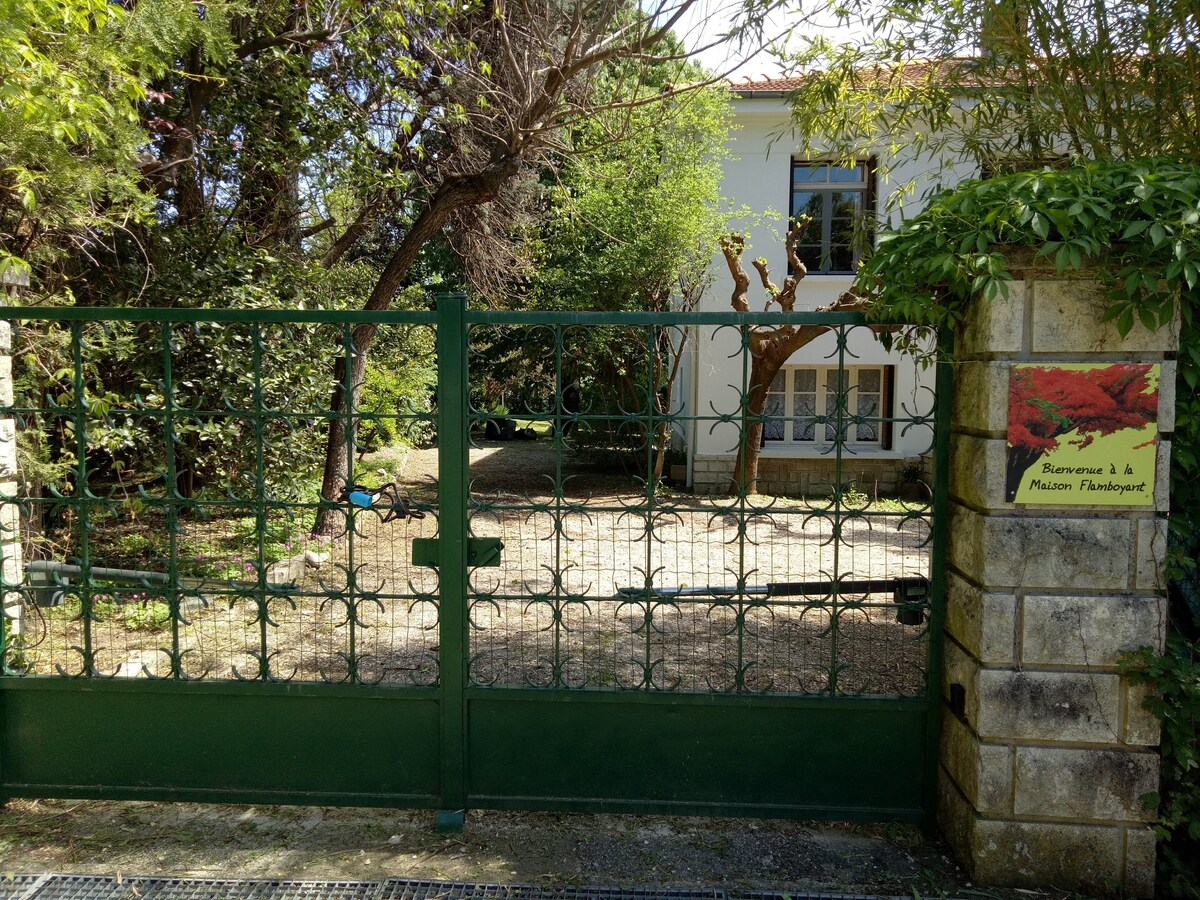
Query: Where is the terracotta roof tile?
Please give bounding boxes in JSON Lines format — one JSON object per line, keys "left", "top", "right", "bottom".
{"left": 729, "top": 58, "right": 981, "bottom": 93}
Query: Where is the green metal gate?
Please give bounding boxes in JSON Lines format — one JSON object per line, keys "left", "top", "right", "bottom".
{"left": 0, "top": 297, "right": 950, "bottom": 825}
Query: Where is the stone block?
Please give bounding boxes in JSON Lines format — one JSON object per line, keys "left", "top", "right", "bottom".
{"left": 1020, "top": 594, "right": 1165, "bottom": 666}
{"left": 1124, "top": 680, "right": 1162, "bottom": 747}
{"left": 975, "top": 669, "right": 1122, "bottom": 743}
{"left": 0, "top": 321, "right": 10, "bottom": 353}
{"left": 1124, "top": 826, "right": 1158, "bottom": 897}
{"left": 942, "top": 634, "right": 979, "bottom": 717}
{"left": 1158, "top": 359, "right": 1176, "bottom": 434}
{"left": 951, "top": 360, "right": 1010, "bottom": 434}
{"left": 1134, "top": 517, "right": 1168, "bottom": 591}
{"left": 937, "top": 763, "right": 975, "bottom": 865}
{"left": 940, "top": 712, "right": 1012, "bottom": 816}
{"left": 949, "top": 433, "right": 1010, "bottom": 509}
{"left": 1030, "top": 279, "right": 1179, "bottom": 353}
{"left": 944, "top": 571, "right": 1016, "bottom": 665}
{"left": 970, "top": 819, "right": 1124, "bottom": 894}
{"left": 1155, "top": 438, "right": 1170, "bottom": 512}
{"left": 949, "top": 506, "right": 1131, "bottom": 591}
{"left": 957, "top": 282, "right": 1026, "bottom": 357}
{"left": 1014, "top": 747, "right": 1158, "bottom": 821}
{"left": 2, "top": 549, "right": 21, "bottom": 588}
{"left": 947, "top": 502, "right": 982, "bottom": 579}
{"left": 0, "top": 354, "right": 11, "bottom": 406}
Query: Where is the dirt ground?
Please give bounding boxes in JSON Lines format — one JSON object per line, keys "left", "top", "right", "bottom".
{"left": 0, "top": 799, "right": 990, "bottom": 897}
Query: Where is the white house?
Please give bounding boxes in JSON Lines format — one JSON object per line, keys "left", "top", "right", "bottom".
{"left": 681, "top": 78, "right": 978, "bottom": 495}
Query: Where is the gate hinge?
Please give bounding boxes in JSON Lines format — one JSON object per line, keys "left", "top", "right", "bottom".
{"left": 412, "top": 537, "right": 503, "bottom": 568}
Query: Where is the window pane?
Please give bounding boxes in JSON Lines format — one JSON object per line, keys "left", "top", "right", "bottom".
{"left": 825, "top": 370, "right": 846, "bottom": 442}
{"left": 793, "top": 392, "right": 816, "bottom": 441}
{"left": 764, "top": 393, "right": 784, "bottom": 441}
{"left": 828, "top": 163, "right": 867, "bottom": 182}
{"left": 796, "top": 245, "right": 823, "bottom": 271}
{"left": 791, "top": 191, "right": 824, "bottom": 226}
{"left": 828, "top": 244, "right": 854, "bottom": 272}
{"left": 830, "top": 217, "right": 854, "bottom": 246}
{"left": 794, "top": 369, "right": 816, "bottom": 392}
{"left": 856, "top": 394, "right": 879, "bottom": 441}
{"left": 792, "top": 163, "right": 828, "bottom": 183}
{"left": 858, "top": 369, "right": 881, "bottom": 392}
{"left": 830, "top": 191, "right": 862, "bottom": 217}
{"left": 769, "top": 371, "right": 785, "bottom": 392}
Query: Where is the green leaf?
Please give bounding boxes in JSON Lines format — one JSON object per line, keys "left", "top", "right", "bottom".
{"left": 1137, "top": 305, "right": 1157, "bottom": 332}
{"left": 1121, "top": 220, "right": 1150, "bottom": 240}
{"left": 1117, "top": 307, "right": 1134, "bottom": 336}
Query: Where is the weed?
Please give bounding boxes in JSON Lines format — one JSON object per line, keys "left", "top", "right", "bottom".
{"left": 121, "top": 601, "right": 172, "bottom": 632}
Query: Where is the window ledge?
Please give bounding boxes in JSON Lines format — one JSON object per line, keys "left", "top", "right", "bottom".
{"left": 758, "top": 446, "right": 909, "bottom": 460}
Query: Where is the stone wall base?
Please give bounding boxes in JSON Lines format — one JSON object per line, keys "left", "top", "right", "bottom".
{"left": 691, "top": 454, "right": 916, "bottom": 496}
{"left": 939, "top": 767, "right": 1156, "bottom": 897}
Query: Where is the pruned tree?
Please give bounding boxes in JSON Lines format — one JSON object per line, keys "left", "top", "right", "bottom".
{"left": 720, "top": 223, "right": 862, "bottom": 495}
{"left": 309, "top": 0, "right": 710, "bottom": 534}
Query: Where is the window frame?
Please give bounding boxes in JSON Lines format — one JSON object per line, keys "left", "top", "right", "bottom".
{"left": 788, "top": 159, "right": 876, "bottom": 275}
{"left": 762, "top": 365, "right": 893, "bottom": 450}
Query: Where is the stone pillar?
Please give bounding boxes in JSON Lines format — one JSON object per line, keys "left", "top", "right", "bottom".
{"left": 0, "top": 318, "right": 21, "bottom": 647}
{"left": 939, "top": 259, "right": 1175, "bottom": 897}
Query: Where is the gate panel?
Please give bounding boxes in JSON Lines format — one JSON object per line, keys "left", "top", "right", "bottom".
{"left": 0, "top": 308, "right": 443, "bottom": 805}
{"left": 459, "top": 309, "right": 949, "bottom": 822}
{"left": 0, "top": 301, "right": 949, "bottom": 824}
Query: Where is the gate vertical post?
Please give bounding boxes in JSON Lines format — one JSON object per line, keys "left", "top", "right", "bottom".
{"left": 435, "top": 290, "right": 469, "bottom": 831}
{"left": 922, "top": 328, "right": 954, "bottom": 828}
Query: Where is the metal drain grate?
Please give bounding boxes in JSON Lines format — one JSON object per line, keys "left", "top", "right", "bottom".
{"left": 377, "top": 883, "right": 725, "bottom": 900}
{"left": 19, "top": 876, "right": 377, "bottom": 900}
{"left": 3, "top": 876, "right": 906, "bottom": 900}
{"left": 0, "top": 874, "right": 49, "bottom": 900}
{"left": 730, "top": 891, "right": 888, "bottom": 900}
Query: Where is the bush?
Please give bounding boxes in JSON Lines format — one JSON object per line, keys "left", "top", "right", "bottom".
{"left": 1122, "top": 633, "right": 1200, "bottom": 899}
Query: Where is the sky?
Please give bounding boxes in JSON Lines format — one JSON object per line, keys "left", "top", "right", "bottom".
{"left": 670, "top": 0, "right": 866, "bottom": 80}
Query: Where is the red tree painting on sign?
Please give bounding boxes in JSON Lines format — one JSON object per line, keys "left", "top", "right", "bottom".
{"left": 1006, "top": 364, "right": 1158, "bottom": 501}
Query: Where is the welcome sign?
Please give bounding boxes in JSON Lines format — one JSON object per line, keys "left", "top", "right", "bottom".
{"left": 1006, "top": 363, "right": 1160, "bottom": 505}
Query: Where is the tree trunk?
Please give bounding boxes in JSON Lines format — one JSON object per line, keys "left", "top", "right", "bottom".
{"left": 651, "top": 324, "right": 689, "bottom": 484}
{"left": 728, "top": 326, "right": 832, "bottom": 496}
{"left": 310, "top": 163, "right": 517, "bottom": 536}
{"left": 313, "top": 324, "right": 376, "bottom": 535}
{"left": 731, "top": 352, "right": 772, "bottom": 495}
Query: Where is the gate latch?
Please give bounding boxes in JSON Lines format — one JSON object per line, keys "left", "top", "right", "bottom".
{"left": 412, "top": 537, "right": 503, "bottom": 568}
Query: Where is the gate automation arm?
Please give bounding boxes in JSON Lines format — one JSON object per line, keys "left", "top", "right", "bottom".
{"left": 337, "top": 482, "right": 426, "bottom": 523}
{"left": 615, "top": 576, "right": 929, "bottom": 625}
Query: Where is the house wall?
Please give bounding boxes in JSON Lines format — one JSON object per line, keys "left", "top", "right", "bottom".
{"left": 688, "top": 93, "right": 970, "bottom": 492}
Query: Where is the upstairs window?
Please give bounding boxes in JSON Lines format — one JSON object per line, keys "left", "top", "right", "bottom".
{"left": 790, "top": 160, "right": 873, "bottom": 274}
{"left": 763, "top": 366, "right": 893, "bottom": 449}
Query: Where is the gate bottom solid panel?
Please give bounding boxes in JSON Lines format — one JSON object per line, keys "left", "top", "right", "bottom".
{"left": 464, "top": 690, "right": 929, "bottom": 822}
{"left": 0, "top": 680, "right": 441, "bottom": 806}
